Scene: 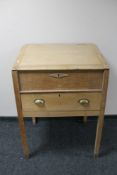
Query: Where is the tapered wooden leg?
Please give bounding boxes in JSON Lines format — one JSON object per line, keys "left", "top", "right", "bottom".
{"left": 94, "top": 111, "right": 104, "bottom": 157}
{"left": 32, "top": 117, "right": 36, "bottom": 125}
{"left": 12, "top": 71, "right": 30, "bottom": 158}
{"left": 94, "top": 70, "right": 109, "bottom": 157}
{"left": 83, "top": 116, "right": 87, "bottom": 123}
{"left": 18, "top": 116, "right": 30, "bottom": 159}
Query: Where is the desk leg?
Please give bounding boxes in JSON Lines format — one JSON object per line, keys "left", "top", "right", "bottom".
{"left": 18, "top": 116, "right": 30, "bottom": 159}
{"left": 12, "top": 70, "right": 30, "bottom": 159}
{"left": 32, "top": 117, "right": 38, "bottom": 125}
{"left": 94, "top": 70, "right": 109, "bottom": 157}
{"left": 94, "top": 111, "right": 104, "bottom": 157}
{"left": 83, "top": 116, "right": 87, "bottom": 123}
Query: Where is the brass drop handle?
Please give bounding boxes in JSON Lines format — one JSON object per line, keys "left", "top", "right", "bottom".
{"left": 79, "top": 99, "right": 89, "bottom": 105}
{"left": 34, "top": 99, "right": 45, "bottom": 105}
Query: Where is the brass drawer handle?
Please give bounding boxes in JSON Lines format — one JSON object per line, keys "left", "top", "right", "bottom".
{"left": 49, "top": 73, "right": 69, "bottom": 78}
{"left": 34, "top": 99, "right": 45, "bottom": 105}
{"left": 79, "top": 99, "right": 89, "bottom": 105}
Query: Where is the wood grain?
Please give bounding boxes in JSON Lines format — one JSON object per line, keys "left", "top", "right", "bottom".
{"left": 12, "top": 44, "right": 109, "bottom": 70}
{"left": 32, "top": 117, "right": 37, "bottom": 125}
{"left": 12, "top": 44, "right": 109, "bottom": 158}
{"left": 22, "top": 110, "right": 100, "bottom": 118}
{"left": 19, "top": 70, "right": 103, "bottom": 91}
{"left": 21, "top": 92, "right": 102, "bottom": 113}
{"left": 12, "top": 70, "right": 30, "bottom": 158}
{"left": 94, "top": 70, "right": 109, "bottom": 156}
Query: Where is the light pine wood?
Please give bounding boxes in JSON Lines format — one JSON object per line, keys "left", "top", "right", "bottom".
{"left": 20, "top": 89, "right": 102, "bottom": 94}
{"left": 94, "top": 70, "right": 109, "bottom": 157}
{"left": 32, "top": 117, "right": 37, "bottom": 125}
{"left": 12, "top": 70, "right": 30, "bottom": 158}
{"left": 12, "top": 43, "right": 109, "bottom": 158}
{"left": 22, "top": 110, "right": 100, "bottom": 118}
{"left": 13, "top": 44, "right": 109, "bottom": 70}
{"left": 83, "top": 116, "right": 88, "bottom": 123}
{"left": 21, "top": 92, "right": 102, "bottom": 112}
{"left": 19, "top": 70, "right": 103, "bottom": 91}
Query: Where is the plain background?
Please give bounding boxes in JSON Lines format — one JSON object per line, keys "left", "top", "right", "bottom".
{"left": 0, "top": 0, "right": 117, "bottom": 116}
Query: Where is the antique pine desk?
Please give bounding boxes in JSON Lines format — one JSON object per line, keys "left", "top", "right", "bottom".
{"left": 12, "top": 44, "right": 109, "bottom": 158}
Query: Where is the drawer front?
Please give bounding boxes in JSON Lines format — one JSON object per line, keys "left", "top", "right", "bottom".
{"left": 21, "top": 92, "right": 102, "bottom": 112}
{"left": 19, "top": 70, "right": 103, "bottom": 91}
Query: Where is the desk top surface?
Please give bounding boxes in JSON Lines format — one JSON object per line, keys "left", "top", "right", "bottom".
{"left": 13, "top": 44, "right": 109, "bottom": 70}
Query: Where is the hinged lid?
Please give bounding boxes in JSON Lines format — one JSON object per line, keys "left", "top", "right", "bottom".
{"left": 12, "top": 43, "right": 109, "bottom": 70}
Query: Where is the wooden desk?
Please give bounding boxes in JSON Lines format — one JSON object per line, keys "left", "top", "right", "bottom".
{"left": 12, "top": 44, "right": 109, "bottom": 158}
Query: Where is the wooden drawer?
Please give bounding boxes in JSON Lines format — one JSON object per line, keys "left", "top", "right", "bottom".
{"left": 21, "top": 92, "right": 102, "bottom": 113}
{"left": 19, "top": 70, "right": 103, "bottom": 91}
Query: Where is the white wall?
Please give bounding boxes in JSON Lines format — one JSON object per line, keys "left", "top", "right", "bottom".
{"left": 0, "top": 0, "right": 117, "bottom": 116}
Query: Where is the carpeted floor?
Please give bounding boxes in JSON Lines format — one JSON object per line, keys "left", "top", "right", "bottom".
{"left": 0, "top": 117, "right": 117, "bottom": 175}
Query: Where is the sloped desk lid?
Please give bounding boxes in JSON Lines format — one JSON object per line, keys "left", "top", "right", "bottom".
{"left": 13, "top": 44, "right": 109, "bottom": 70}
